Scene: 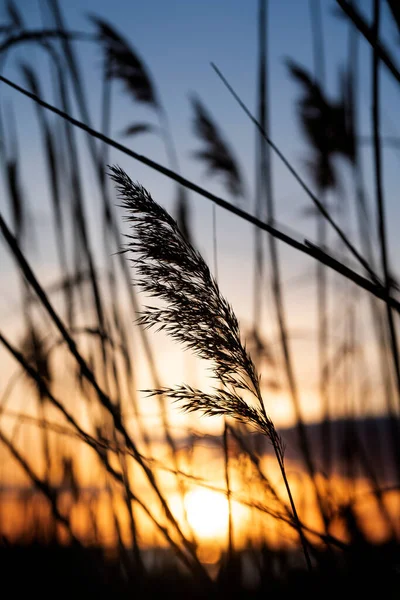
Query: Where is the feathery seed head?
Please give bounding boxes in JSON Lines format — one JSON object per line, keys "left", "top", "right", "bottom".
{"left": 110, "top": 165, "right": 282, "bottom": 454}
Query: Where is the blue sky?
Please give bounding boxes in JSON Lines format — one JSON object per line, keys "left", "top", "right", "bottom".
{"left": 2, "top": 0, "right": 398, "bottom": 258}
{"left": 1, "top": 0, "right": 400, "bottom": 426}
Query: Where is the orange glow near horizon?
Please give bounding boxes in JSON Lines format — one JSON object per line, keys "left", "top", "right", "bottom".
{"left": 185, "top": 489, "right": 229, "bottom": 540}
{"left": 0, "top": 288, "right": 398, "bottom": 563}
{"left": 1, "top": 448, "right": 399, "bottom": 563}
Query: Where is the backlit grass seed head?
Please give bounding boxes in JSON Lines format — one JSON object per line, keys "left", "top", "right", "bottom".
{"left": 109, "top": 165, "right": 283, "bottom": 455}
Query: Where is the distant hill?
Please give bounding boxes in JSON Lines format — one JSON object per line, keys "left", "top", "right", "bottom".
{"left": 177, "top": 414, "right": 400, "bottom": 485}
{"left": 249, "top": 415, "right": 399, "bottom": 484}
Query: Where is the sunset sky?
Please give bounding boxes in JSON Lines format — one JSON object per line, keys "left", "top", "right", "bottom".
{"left": 1, "top": 0, "right": 400, "bottom": 428}
{"left": 1, "top": 2, "right": 400, "bottom": 567}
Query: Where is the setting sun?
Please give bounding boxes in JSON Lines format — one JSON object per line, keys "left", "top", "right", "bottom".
{"left": 185, "top": 490, "right": 229, "bottom": 540}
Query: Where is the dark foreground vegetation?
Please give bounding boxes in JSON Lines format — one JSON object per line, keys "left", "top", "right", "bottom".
{"left": 2, "top": 540, "right": 399, "bottom": 598}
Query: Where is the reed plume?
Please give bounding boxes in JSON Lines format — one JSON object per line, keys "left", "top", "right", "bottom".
{"left": 109, "top": 166, "right": 272, "bottom": 433}
{"left": 287, "top": 60, "right": 355, "bottom": 191}
{"left": 109, "top": 165, "right": 312, "bottom": 569}
{"left": 191, "top": 95, "right": 244, "bottom": 200}
{"left": 90, "top": 16, "right": 158, "bottom": 107}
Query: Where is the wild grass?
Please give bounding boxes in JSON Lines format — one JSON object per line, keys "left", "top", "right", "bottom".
{"left": 0, "top": 0, "right": 400, "bottom": 596}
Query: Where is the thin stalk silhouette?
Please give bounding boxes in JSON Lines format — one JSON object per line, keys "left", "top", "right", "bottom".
{"left": 252, "top": 0, "right": 326, "bottom": 540}
{"left": 346, "top": 1, "right": 400, "bottom": 494}
{"left": 336, "top": 0, "right": 400, "bottom": 87}
{"left": 212, "top": 201, "right": 234, "bottom": 561}
{"left": 0, "top": 329, "right": 206, "bottom": 577}
{"left": 372, "top": 0, "right": 400, "bottom": 407}
{"left": 46, "top": 2, "right": 189, "bottom": 475}
{"left": 309, "top": 0, "right": 332, "bottom": 528}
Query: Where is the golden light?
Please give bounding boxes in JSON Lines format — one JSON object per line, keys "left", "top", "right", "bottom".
{"left": 185, "top": 489, "right": 229, "bottom": 540}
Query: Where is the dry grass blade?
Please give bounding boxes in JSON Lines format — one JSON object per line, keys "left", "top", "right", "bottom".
{"left": 90, "top": 16, "right": 158, "bottom": 108}
{"left": 21, "top": 63, "right": 61, "bottom": 222}
{"left": 5, "top": 157, "right": 24, "bottom": 240}
{"left": 20, "top": 62, "right": 74, "bottom": 321}
{"left": 191, "top": 94, "right": 244, "bottom": 199}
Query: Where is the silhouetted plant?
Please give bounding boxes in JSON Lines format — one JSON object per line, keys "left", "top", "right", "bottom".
{"left": 90, "top": 16, "right": 158, "bottom": 108}
{"left": 191, "top": 94, "right": 244, "bottom": 200}
{"left": 1, "top": 1, "right": 400, "bottom": 591}
{"left": 109, "top": 164, "right": 312, "bottom": 570}
{"left": 287, "top": 60, "right": 355, "bottom": 192}
{"left": 91, "top": 15, "right": 193, "bottom": 243}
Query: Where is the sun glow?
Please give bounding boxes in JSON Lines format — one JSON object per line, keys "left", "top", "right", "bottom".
{"left": 185, "top": 490, "right": 229, "bottom": 540}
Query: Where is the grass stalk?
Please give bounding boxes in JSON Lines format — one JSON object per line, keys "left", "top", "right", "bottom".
{"left": 0, "top": 428, "right": 79, "bottom": 546}
{"left": 336, "top": 0, "right": 400, "bottom": 87}
{"left": 309, "top": 0, "right": 333, "bottom": 524}
{"left": 0, "top": 328, "right": 210, "bottom": 580}
{"left": 0, "top": 214, "right": 210, "bottom": 582}
{"left": 253, "top": 0, "right": 327, "bottom": 543}
{"left": 346, "top": 2, "right": 400, "bottom": 492}
{"left": 371, "top": 0, "right": 400, "bottom": 407}
{"left": 211, "top": 64, "right": 378, "bottom": 284}
{"left": 2, "top": 72, "right": 397, "bottom": 307}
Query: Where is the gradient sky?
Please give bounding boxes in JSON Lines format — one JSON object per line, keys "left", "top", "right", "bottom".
{"left": 1, "top": 0, "right": 400, "bottom": 427}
